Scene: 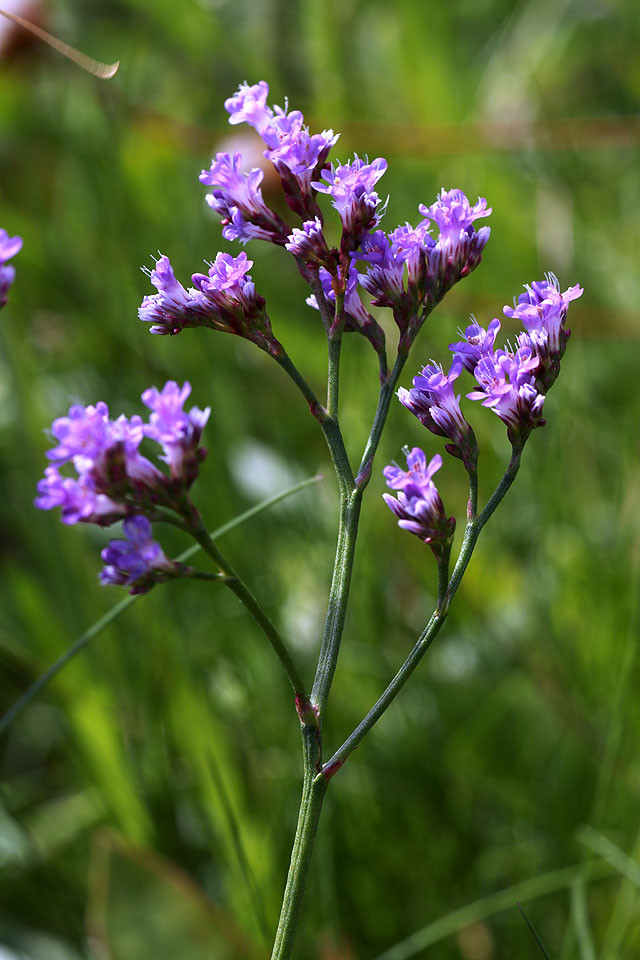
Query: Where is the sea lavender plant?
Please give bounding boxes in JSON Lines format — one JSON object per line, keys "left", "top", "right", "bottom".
{"left": 31, "top": 81, "right": 582, "bottom": 957}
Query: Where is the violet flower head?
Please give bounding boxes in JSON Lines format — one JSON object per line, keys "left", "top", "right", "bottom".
{"left": 191, "top": 252, "right": 280, "bottom": 355}
{"left": 419, "top": 190, "right": 491, "bottom": 245}
{"left": 35, "top": 467, "right": 126, "bottom": 526}
{"left": 225, "top": 81, "right": 273, "bottom": 133}
{"left": 383, "top": 449, "right": 455, "bottom": 552}
{"left": 45, "top": 400, "right": 162, "bottom": 497}
{"left": 142, "top": 380, "right": 210, "bottom": 487}
{"left": 224, "top": 80, "right": 339, "bottom": 215}
{"left": 467, "top": 344, "right": 545, "bottom": 441}
{"left": 99, "top": 516, "right": 177, "bottom": 594}
{"left": 139, "top": 256, "right": 212, "bottom": 336}
{"left": 313, "top": 155, "right": 387, "bottom": 249}
{"left": 306, "top": 265, "right": 385, "bottom": 353}
{"left": 504, "top": 274, "right": 583, "bottom": 391}
{"left": 355, "top": 230, "right": 407, "bottom": 308}
{"left": 416, "top": 188, "right": 492, "bottom": 299}
{"left": 398, "top": 360, "right": 477, "bottom": 468}
{"left": 285, "top": 217, "right": 331, "bottom": 265}
{"left": 0, "top": 229, "right": 23, "bottom": 308}
{"left": 449, "top": 317, "right": 502, "bottom": 373}
{"left": 199, "top": 152, "right": 289, "bottom": 245}
{"left": 35, "top": 382, "right": 210, "bottom": 526}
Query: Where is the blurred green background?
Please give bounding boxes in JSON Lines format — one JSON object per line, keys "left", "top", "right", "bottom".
{"left": 1, "top": 0, "right": 639, "bottom": 957}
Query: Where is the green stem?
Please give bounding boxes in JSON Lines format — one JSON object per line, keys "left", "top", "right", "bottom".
{"left": 356, "top": 352, "right": 408, "bottom": 488}
{"left": 447, "top": 447, "right": 522, "bottom": 600}
{"left": 274, "top": 351, "right": 354, "bottom": 492}
{"left": 320, "top": 448, "right": 524, "bottom": 779}
{"left": 310, "top": 489, "right": 362, "bottom": 718}
{"left": 270, "top": 726, "right": 327, "bottom": 960}
{"left": 191, "top": 523, "right": 310, "bottom": 706}
{"left": 327, "top": 335, "right": 342, "bottom": 419}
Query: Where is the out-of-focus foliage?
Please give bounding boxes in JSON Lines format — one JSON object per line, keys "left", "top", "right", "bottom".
{"left": 1, "top": 0, "right": 639, "bottom": 957}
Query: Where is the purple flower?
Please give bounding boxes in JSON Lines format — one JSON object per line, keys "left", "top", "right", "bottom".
{"left": 312, "top": 155, "right": 387, "bottom": 249}
{"left": 139, "top": 256, "right": 212, "bottom": 335}
{"left": 0, "top": 229, "right": 23, "bottom": 308}
{"left": 467, "top": 345, "right": 545, "bottom": 438}
{"left": 383, "top": 449, "right": 455, "bottom": 551}
{"left": 34, "top": 467, "right": 126, "bottom": 526}
{"left": 191, "top": 251, "right": 280, "bottom": 355}
{"left": 397, "top": 360, "right": 477, "bottom": 467}
{"left": 142, "top": 381, "right": 210, "bottom": 485}
{"left": 285, "top": 217, "right": 330, "bottom": 265}
{"left": 99, "top": 516, "right": 177, "bottom": 594}
{"left": 306, "top": 265, "right": 385, "bottom": 352}
{"left": 503, "top": 274, "right": 583, "bottom": 391}
{"left": 415, "top": 188, "right": 491, "bottom": 301}
{"left": 355, "top": 230, "right": 406, "bottom": 308}
{"left": 36, "top": 382, "right": 210, "bottom": 525}
{"left": 225, "top": 81, "right": 273, "bottom": 133}
{"left": 199, "top": 152, "right": 288, "bottom": 245}
{"left": 45, "top": 401, "right": 163, "bottom": 497}
{"left": 224, "top": 81, "right": 339, "bottom": 215}
{"left": 419, "top": 190, "right": 491, "bottom": 245}
{"left": 449, "top": 318, "right": 502, "bottom": 373}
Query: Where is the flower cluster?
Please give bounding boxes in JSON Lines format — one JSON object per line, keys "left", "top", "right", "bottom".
{"left": 504, "top": 274, "right": 583, "bottom": 392}
{"left": 35, "top": 381, "right": 209, "bottom": 591}
{"left": 354, "top": 189, "right": 491, "bottom": 346}
{"left": 35, "top": 381, "right": 209, "bottom": 525}
{"left": 397, "top": 277, "right": 583, "bottom": 463}
{"left": 1, "top": 229, "right": 22, "bottom": 308}
{"left": 383, "top": 449, "right": 455, "bottom": 554}
{"left": 139, "top": 253, "right": 280, "bottom": 355}
{"left": 199, "top": 151, "right": 290, "bottom": 246}
{"left": 223, "top": 80, "right": 339, "bottom": 218}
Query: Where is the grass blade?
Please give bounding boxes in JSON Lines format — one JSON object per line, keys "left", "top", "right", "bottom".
{"left": 577, "top": 825, "right": 640, "bottom": 888}
{"left": 372, "top": 860, "right": 613, "bottom": 960}
{"left": 518, "top": 903, "right": 552, "bottom": 959}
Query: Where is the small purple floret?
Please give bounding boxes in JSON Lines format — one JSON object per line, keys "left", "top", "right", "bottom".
{"left": 467, "top": 345, "right": 545, "bottom": 436}
{"left": 419, "top": 189, "right": 491, "bottom": 245}
{"left": 139, "top": 256, "right": 210, "bottom": 335}
{"left": 306, "top": 265, "right": 385, "bottom": 352}
{"left": 199, "top": 151, "right": 288, "bottom": 245}
{"left": 285, "top": 217, "right": 330, "bottom": 265}
{"left": 383, "top": 449, "right": 455, "bottom": 551}
{"left": 313, "top": 155, "right": 387, "bottom": 249}
{"left": 142, "top": 380, "right": 210, "bottom": 484}
{"left": 398, "top": 360, "right": 477, "bottom": 467}
{"left": 449, "top": 318, "right": 502, "bottom": 373}
{"left": 503, "top": 273, "right": 583, "bottom": 390}
{"left": 99, "top": 516, "right": 176, "bottom": 594}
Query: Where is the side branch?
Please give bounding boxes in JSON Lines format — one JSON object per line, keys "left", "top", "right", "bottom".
{"left": 321, "top": 448, "right": 524, "bottom": 778}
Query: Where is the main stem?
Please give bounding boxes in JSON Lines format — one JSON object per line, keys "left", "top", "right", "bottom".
{"left": 270, "top": 329, "right": 442, "bottom": 957}
{"left": 270, "top": 725, "right": 327, "bottom": 960}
